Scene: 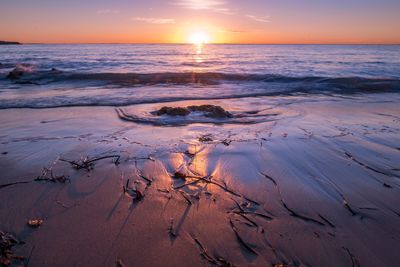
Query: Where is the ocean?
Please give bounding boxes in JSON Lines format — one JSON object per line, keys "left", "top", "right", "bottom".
{"left": 0, "top": 44, "right": 399, "bottom": 109}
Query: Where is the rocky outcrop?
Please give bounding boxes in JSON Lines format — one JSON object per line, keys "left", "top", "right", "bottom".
{"left": 153, "top": 105, "right": 232, "bottom": 118}
{"left": 187, "top": 105, "right": 232, "bottom": 118}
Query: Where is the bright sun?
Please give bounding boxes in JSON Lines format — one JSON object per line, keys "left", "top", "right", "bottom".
{"left": 188, "top": 31, "right": 210, "bottom": 44}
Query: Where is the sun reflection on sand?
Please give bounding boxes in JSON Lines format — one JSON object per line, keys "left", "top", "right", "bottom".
{"left": 187, "top": 143, "right": 209, "bottom": 177}
{"left": 170, "top": 142, "right": 210, "bottom": 178}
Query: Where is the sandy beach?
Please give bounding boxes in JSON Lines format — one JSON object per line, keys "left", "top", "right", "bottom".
{"left": 1, "top": 93, "right": 399, "bottom": 266}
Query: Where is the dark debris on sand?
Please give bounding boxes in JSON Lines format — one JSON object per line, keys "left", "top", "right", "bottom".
{"left": 199, "top": 134, "right": 213, "bottom": 142}
{"left": 60, "top": 154, "right": 120, "bottom": 172}
{"left": 35, "top": 166, "right": 70, "bottom": 183}
{"left": 229, "top": 219, "right": 258, "bottom": 255}
{"left": 0, "top": 231, "right": 26, "bottom": 267}
{"left": 27, "top": 219, "right": 43, "bottom": 228}
{"left": 123, "top": 179, "right": 145, "bottom": 201}
{"left": 191, "top": 235, "right": 236, "bottom": 267}
{"left": 115, "top": 259, "right": 125, "bottom": 267}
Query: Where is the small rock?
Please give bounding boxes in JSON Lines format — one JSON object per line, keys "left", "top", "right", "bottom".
{"left": 155, "top": 106, "right": 190, "bottom": 116}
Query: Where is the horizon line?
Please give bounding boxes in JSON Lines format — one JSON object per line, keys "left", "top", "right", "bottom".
{"left": 13, "top": 42, "right": 400, "bottom": 46}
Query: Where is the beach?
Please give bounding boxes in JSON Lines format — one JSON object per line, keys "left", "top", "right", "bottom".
{"left": 1, "top": 44, "right": 400, "bottom": 266}
{"left": 1, "top": 93, "right": 400, "bottom": 266}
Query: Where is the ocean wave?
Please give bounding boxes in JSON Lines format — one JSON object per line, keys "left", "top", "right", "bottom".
{"left": 3, "top": 69, "right": 400, "bottom": 91}
{"left": 1, "top": 70, "right": 400, "bottom": 109}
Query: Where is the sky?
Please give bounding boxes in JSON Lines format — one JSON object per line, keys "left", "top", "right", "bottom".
{"left": 1, "top": 0, "right": 400, "bottom": 44}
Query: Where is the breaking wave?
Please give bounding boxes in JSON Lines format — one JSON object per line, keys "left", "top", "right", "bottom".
{"left": 3, "top": 69, "right": 400, "bottom": 89}
{"left": 1, "top": 69, "right": 400, "bottom": 109}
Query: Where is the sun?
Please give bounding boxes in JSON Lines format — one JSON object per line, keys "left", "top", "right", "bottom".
{"left": 188, "top": 31, "right": 210, "bottom": 45}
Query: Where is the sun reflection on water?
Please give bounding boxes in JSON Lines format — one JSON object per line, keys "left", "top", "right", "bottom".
{"left": 194, "top": 43, "right": 204, "bottom": 63}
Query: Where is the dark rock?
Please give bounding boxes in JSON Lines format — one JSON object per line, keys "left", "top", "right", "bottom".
{"left": 153, "top": 105, "right": 232, "bottom": 118}
{"left": 6, "top": 64, "right": 34, "bottom": 79}
{"left": 155, "top": 106, "right": 191, "bottom": 116}
{"left": 188, "top": 105, "right": 232, "bottom": 118}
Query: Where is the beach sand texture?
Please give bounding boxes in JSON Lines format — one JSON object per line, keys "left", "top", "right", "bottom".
{"left": 1, "top": 94, "right": 399, "bottom": 266}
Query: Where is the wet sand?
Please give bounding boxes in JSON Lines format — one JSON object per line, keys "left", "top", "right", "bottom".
{"left": 1, "top": 94, "right": 400, "bottom": 266}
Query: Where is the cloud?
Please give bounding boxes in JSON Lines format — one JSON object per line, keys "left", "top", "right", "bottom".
{"left": 246, "top": 14, "right": 270, "bottom": 23}
{"left": 174, "top": 0, "right": 225, "bottom": 10}
{"left": 96, "top": 9, "right": 120, "bottom": 15}
{"left": 131, "top": 17, "right": 176, "bottom": 24}
{"left": 174, "top": 0, "right": 234, "bottom": 14}
{"left": 214, "top": 8, "right": 235, "bottom": 15}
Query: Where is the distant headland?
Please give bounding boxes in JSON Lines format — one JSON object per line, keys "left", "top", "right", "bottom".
{"left": 0, "top": 41, "right": 21, "bottom": 45}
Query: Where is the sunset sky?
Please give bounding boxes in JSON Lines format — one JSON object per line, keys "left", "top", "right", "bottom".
{"left": 1, "top": 0, "right": 400, "bottom": 44}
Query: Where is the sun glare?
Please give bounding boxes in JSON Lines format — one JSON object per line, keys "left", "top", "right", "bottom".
{"left": 188, "top": 31, "right": 210, "bottom": 45}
